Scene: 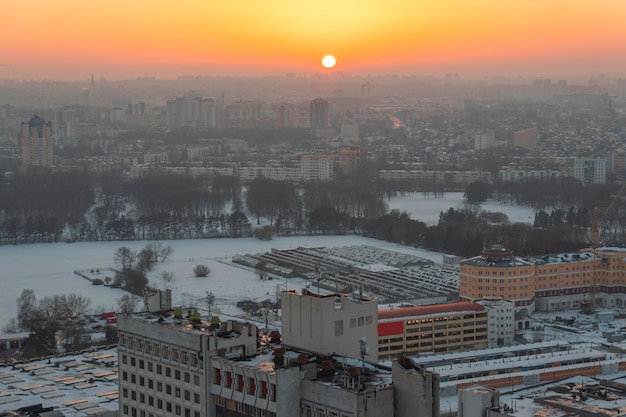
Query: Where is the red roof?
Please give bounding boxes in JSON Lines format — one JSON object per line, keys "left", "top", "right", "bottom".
{"left": 378, "top": 302, "right": 485, "bottom": 320}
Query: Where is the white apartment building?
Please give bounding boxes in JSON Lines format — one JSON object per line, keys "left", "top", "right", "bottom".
{"left": 300, "top": 155, "right": 333, "bottom": 181}
{"left": 117, "top": 314, "right": 258, "bottom": 417}
{"left": 473, "top": 297, "right": 515, "bottom": 347}
{"left": 573, "top": 157, "right": 606, "bottom": 185}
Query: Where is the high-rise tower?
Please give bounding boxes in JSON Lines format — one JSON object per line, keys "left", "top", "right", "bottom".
{"left": 21, "top": 115, "right": 53, "bottom": 167}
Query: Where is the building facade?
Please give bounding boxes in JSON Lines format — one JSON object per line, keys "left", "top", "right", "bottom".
{"left": 300, "top": 155, "right": 333, "bottom": 182}
{"left": 281, "top": 289, "right": 379, "bottom": 363}
{"left": 460, "top": 247, "right": 626, "bottom": 314}
{"left": 377, "top": 302, "right": 489, "bottom": 359}
{"left": 310, "top": 98, "right": 329, "bottom": 129}
{"left": 573, "top": 157, "right": 606, "bottom": 185}
{"left": 21, "top": 115, "right": 53, "bottom": 167}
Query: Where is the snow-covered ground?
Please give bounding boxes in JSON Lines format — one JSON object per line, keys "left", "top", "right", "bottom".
{"left": 385, "top": 191, "right": 535, "bottom": 225}
{"left": 0, "top": 235, "right": 446, "bottom": 330}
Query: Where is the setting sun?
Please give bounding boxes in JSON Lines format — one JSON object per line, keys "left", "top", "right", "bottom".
{"left": 2, "top": 0, "right": 626, "bottom": 80}
{"left": 321, "top": 55, "right": 336, "bottom": 69}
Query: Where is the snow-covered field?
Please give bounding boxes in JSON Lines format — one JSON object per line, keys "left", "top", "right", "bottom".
{"left": 0, "top": 235, "right": 446, "bottom": 330}
{"left": 385, "top": 191, "right": 535, "bottom": 225}
{"left": 0, "top": 193, "right": 535, "bottom": 330}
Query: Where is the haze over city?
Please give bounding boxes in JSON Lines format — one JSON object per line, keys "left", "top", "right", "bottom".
{"left": 3, "top": 0, "right": 626, "bottom": 81}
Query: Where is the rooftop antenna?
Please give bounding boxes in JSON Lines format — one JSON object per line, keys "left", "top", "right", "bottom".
{"left": 359, "top": 337, "right": 369, "bottom": 372}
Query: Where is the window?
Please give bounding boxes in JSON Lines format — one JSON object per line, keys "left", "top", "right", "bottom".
{"left": 184, "top": 372, "right": 190, "bottom": 383}
{"left": 175, "top": 405, "right": 181, "bottom": 416}
{"left": 122, "top": 354, "right": 128, "bottom": 364}
{"left": 139, "top": 359, "right": 144, "bottom": 369}
{"left": 194, "top": 393, "right": 200, "bottom": 404}
{"left": 139, "top": 376, "right": 145, "bottom": 386}
{"left": 248, "top": 378, "right": 256, "bottom": 395}
{"left": 139, "top": 393, "right": 145, "bottom": 403}
{"left": 213, "top": 369, "right": 221, "bottom": 385}
{"left": 358, "top": 317, "right": 364, "bottom": 326}
{"left": 166, "top": 367, "right": 171, "bottom": 377}
{"left": 122, "top": 388, "right": 128, "bottom": 398}
{"left": 175, "top": 370, "right": 181, "bottom": 380}
{"left": 236, "top": 374, "right": 244, "bottom": 392}
{"left": 157, "top": 399, "right": 163, "bottom": 409}
{"left": 148, "top": 396, "right": 154, "bottom": 406}
{"left": 131, "top": 374, "right": 136, "bottom": 384}
{"left": 194, "top": 375, "right": 200, "bottom": 385}
{"left": 148, "top": 362, "right": 153, "bottom": 372}
{"left": 175, "top": 387, "right": 181, "bottom": 398}
{"left": 166, "top": 384, "right": 172, "bottom": 395}
{"left": 349, "top": 318, "right": 356, "bottom": 328}
{"left": 131, "top": 357, "right": 136, "bottom": 366}
{"left": 166, "top": 402, "right": 172, "bottom": 413}
{"left": 148, "top": 379, "right": 153, "bottom": 389}
{"left": 185, "top": 390, "right": 190, "bottom": 401}
{"left": 131, "top": 391, "right": 136, "bottom": 400}
{"left": 156, "top": 365, "right": 162, "bottom": 375}
{"left": 157, "top": 382, "right": 162, "bottom": 392}
{"left": 334, "top": 320, "right": 343, "bottom": 336}
{"left": 122, "top": 371, "right": 128, "bottom": 381}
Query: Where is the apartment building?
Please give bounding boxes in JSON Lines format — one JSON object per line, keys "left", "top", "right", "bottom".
{"left": 21, "top": 115, "right": 53, "bottom": 167}
{"left": 573, "top": 157, "right": 606, "bottom": 185}
{"left": 118, "top": 290, "right": 440, "bottom": 417}
{"left": 300, "top": 154, "right": 333, "bottom": 181}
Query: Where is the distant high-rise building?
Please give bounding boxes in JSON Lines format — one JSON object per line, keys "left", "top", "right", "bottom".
{"left": 607, "top": 151, "right": 626, "bottom": 182}
{"left": 310, "top": 98, "right": 329, "bottom": 128}
{"left": 300, "top": 154, "right": 334, "bottom": 181}
{"left": 340, "top": 146, "right": 362, "bottom": 175}
{"left": 21, "top": 115, "right": 53, "bottom": 167}
{"left": 573, "top": 157, "right": 606, "bottom": 185}
{"left": 473, "top": 131, "right": 495, "bottom": 151}
{"left": 166, "top": 93, "right": 223, "bottom": 130}
{"left": 54, "top": 105, "right": 77, "bottom": 147}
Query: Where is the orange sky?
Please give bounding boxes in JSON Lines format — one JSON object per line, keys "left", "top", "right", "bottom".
{"left": 2, "top": 0, "right": 625, "bottom": 80}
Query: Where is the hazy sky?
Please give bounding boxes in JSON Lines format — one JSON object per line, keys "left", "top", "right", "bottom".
{"left": 2, "top": 0, "right": 626, "bottom": 81}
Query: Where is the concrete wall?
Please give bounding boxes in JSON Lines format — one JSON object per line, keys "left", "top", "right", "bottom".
{"left": 282, "top": 290, "right": 379, "bottom": 362}
{"left": 392, "top": 360, "right": 440, "bottom": 417}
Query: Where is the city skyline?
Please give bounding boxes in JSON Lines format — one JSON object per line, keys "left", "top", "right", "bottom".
{"left": 3, "top": 0, "right": 626, "bottom": 81}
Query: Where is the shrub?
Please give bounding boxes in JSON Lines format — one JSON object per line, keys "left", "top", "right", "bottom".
{"left": 92, "top": 278, "right": 104, "bottom": 285}
{"left": 193, "top": 264, "right": 210, "bottom": 277}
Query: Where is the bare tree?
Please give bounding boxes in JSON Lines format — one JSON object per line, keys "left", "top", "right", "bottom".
{"left": 205, "top": 291, "right": 216, "bottom": 317}
{"left": 114, "top": 246, "right": 137, "bottom": 270}
{"left": 161, "top": 270, "right": 175, "bottom": 289}
{"left": 117, "top": 294, "right": 141, "bottom": 315}
{"left": 193, "top": 264, "right": 210, "bottom": 277}
{"left": 3, "top": 318, "right": 19, "bottom": 333}
{"left": 137, "top": 248, "right": 156, "bottom": 272}
{"left": 16, "top": 289, "right": 37, "bottom": 331}
{"left": 65, "top": 294, "right": 91, "bottom": 317}
{"left": 149, "top": 242, "right": 173, "bottom": 262}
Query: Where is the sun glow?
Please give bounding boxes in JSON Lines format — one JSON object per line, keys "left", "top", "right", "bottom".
{"left": 321, "top": 55, "right": 336, "bottom": 69}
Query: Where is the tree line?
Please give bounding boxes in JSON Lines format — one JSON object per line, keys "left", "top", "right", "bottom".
{"left": 0, "top": 172, "right": 618, "bottom": 257}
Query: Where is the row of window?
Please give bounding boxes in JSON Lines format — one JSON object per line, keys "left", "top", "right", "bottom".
{"left": 122, "top": 403, "right": 200, "bottom": 417}
{"left": 119, "top": 333, "right": 200, "bottom": 368}
{"left": 213, "top": 368, "right": 277, "bottom": 402}
{"left": 121, "top": 354, "right": 201, "bottom": 385}
{"left": 215, "top": 395, "right": 277, "bottom": 417}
